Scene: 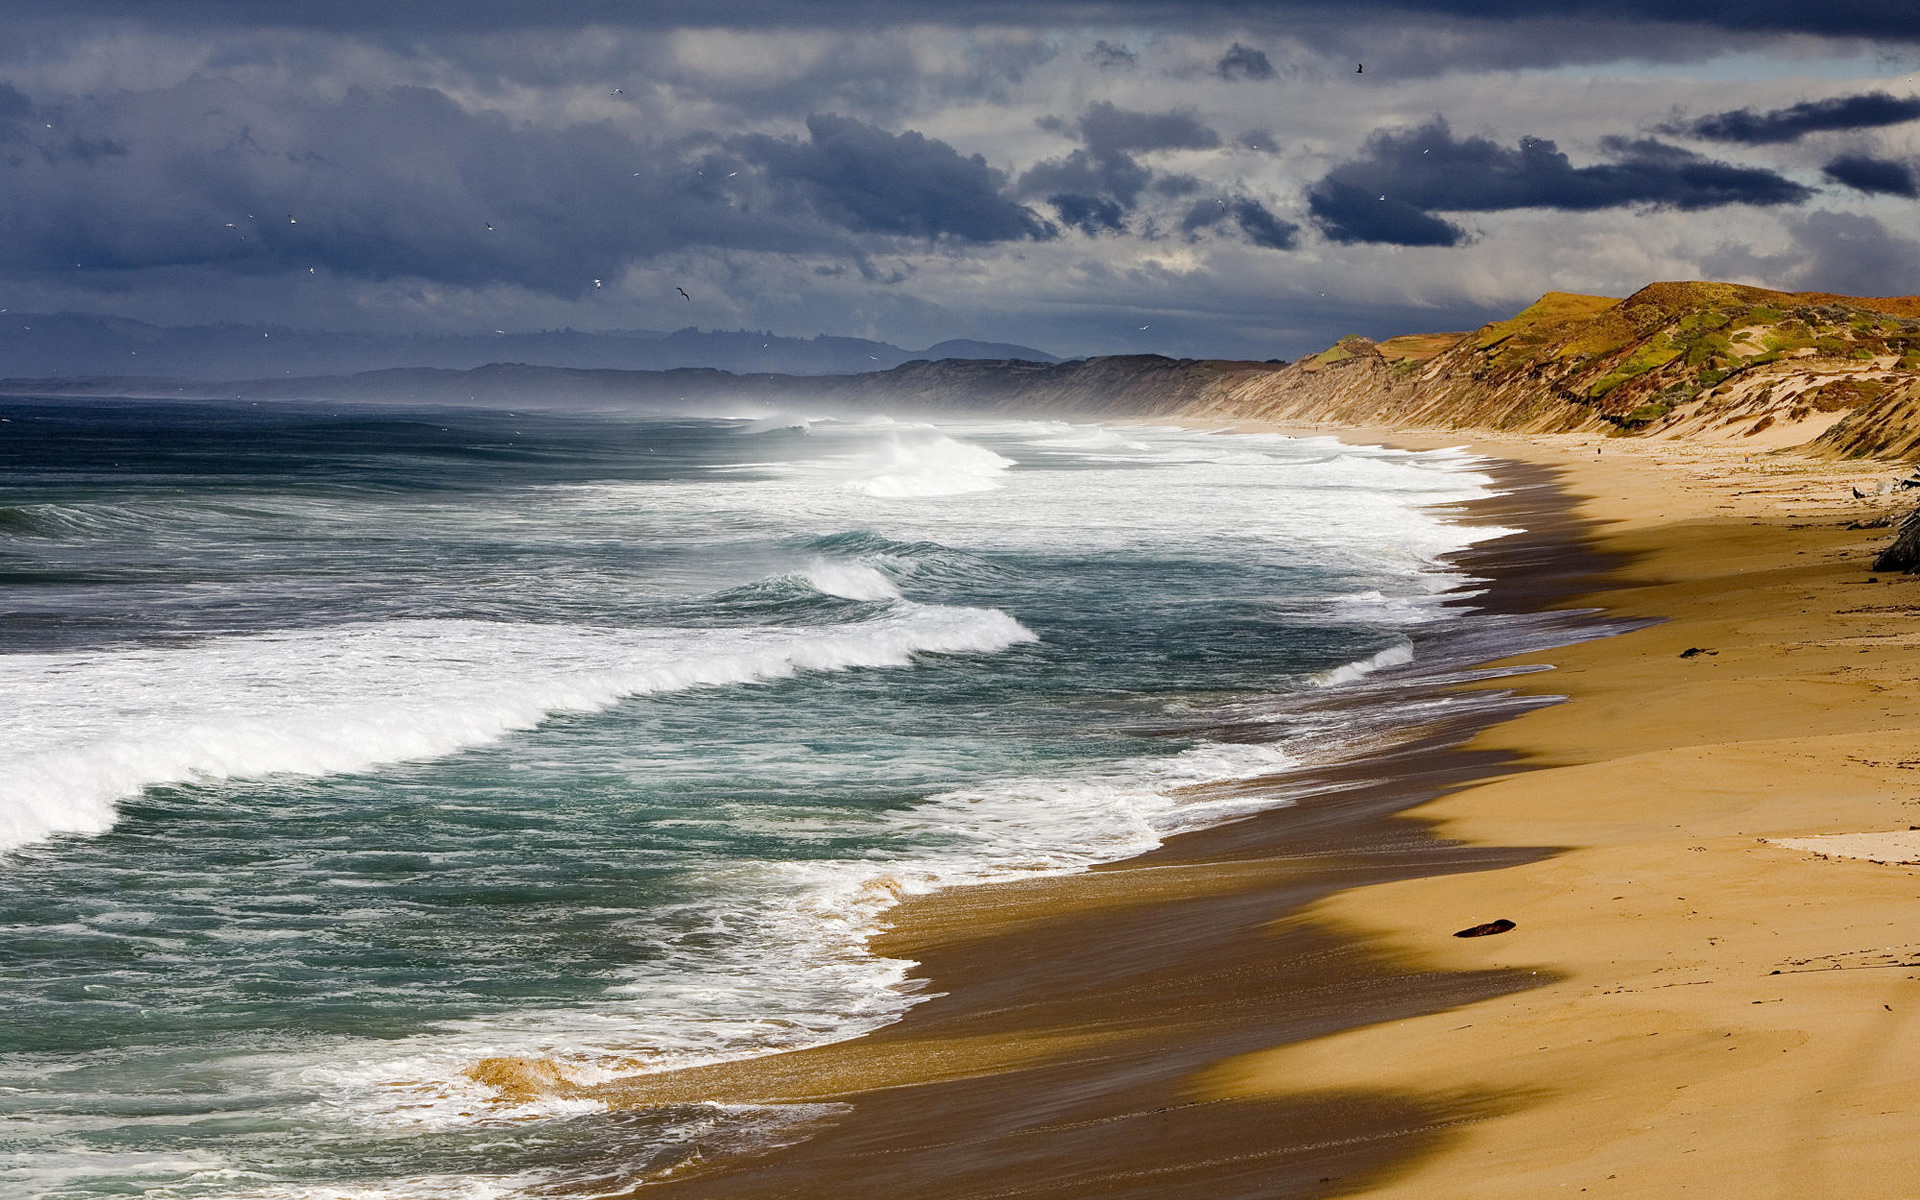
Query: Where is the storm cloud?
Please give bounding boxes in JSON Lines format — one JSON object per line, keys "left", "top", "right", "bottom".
{"left": 1673, "top": 92, "right": 1920, "bottom": 145}
{"left": 1077, "top": 101, "right": 1220, "bottom": 156}
{"left": 1822, "top": 154, "right": 1919, "bottom": 197}
{"left": 3, "top": 0, "right": 1918, "bottom": 362}
{"left": 1018, "top": 102, "right": 1223, "bottom": 224}
{"left": 18, "top": 1, "right": 1920, "bottom": 41}
{"left": 736, "top": 114, "right": 1051, "bottom": 243}
{"left": 0, "top": 80, "right": 1053, "bottom": 299}
{"left": 1216, "top": 43, "right": 1275, "bottom": 81}
{"left": 1310, "top": 120, "right": 1813, "bottom": 245}
{"left": 1183, "top": 197, "right": 1300, "bottom": 249}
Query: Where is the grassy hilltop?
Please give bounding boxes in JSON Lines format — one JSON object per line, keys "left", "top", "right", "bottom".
{"left": 1201, "top": 281, "right": 1920, "bottom": 458}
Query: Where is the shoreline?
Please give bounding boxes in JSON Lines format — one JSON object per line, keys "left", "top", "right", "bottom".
{"left": 586, "top": 423, "right": 1920, "bottom": 1197}
{"left": 1195, "top": 428, "right": 1920, "bottom": 1197}
{"left": 591, "top": 436, "right": 1638, "bottom": 1196}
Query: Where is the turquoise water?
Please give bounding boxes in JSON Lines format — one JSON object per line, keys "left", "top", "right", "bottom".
{"left": 0, "top": 402, "right": 1507, "bottom": 1197}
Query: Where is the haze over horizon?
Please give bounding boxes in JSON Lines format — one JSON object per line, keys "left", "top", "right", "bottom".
{"left": 5, "top": 1, "right": 1920, "bottom": 364}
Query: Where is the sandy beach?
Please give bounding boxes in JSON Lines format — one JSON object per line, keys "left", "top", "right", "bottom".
{"left": 561, "top": 427, "right": 1920, "bottom": 1198}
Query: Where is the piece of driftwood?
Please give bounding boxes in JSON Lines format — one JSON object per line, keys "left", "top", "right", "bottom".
{"left": 1453, "top": 918, "right": 1516, "bottom": 938}
{"left": 1873, "top": 504, "right": 1920, "bottom": 573}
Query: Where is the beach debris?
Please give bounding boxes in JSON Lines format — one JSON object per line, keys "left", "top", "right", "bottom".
{"left": 1679, "top": 647, "right": 1716, "bottom": 658}
{"left": 1453, "top": 918, "right": 1516, "bottom": 938}
{"left": 1872, "top": 504, "right": 1920, "bottom": 573}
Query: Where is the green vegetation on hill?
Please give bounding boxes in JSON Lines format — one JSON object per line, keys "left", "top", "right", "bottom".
{"left": 1280, "top": 280, "right": 1920, "bottom": 453}
{"left": 1440, "top": 281, "right": 1920, "bottom": 430}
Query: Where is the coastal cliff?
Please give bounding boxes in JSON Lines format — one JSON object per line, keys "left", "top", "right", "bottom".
{"left": 1184, "top": 282, "right": 1920, "bottom": 457}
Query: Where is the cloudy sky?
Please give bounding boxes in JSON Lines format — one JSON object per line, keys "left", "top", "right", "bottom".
{"left": 4, "top": 1, "right": 1920, "bottom": 359}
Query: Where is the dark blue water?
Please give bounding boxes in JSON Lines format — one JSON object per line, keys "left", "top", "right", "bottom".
{"left": 0, "top": 400, "right": 1505, "bottom": 1197}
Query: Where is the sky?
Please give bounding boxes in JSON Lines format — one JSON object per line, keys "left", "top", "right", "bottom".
{"left": 3, "top": 1, "right": 1920, "bottom": 361}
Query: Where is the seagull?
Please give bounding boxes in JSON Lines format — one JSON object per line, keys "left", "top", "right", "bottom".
{"left": 288, "top": 215, "right": 297, "bottom": 223}
{"left": 610, "top": 88, "right": 624, "bottom": 96}
{"left": 485, "top": 223, "right": 494, "bottom": 231}
{"left": 676, "top": 287, "right": 690, "bottom": 301}
{"left": 594, "top": 279, "right": 603, "bottom": 288}
{"left": 1139, "top": 324, "right": 1150, "bottom": 330}
{"left": 1356, "top": 63, "right": 1363, "bottom": 73}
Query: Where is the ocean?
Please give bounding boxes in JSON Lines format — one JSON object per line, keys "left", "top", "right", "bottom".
{"left": 1, "top": 399, "right": 1526, "bottom": 1198}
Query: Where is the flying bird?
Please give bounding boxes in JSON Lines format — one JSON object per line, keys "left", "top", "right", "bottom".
{"left": 676, "top": 287, "right": 690, "bottom": 301}
{"left": 1139, "top": 324, "right": 1150, "bottom": 330}
{"left": 485, "top": 223, "right": 494, "bottom": 231}
{"left": 1356, "top": 63, "right": 1363, "bottom": 73}
{"left": 594, "top": 279, "right": 603, "bottom": 288}
{"left": 610, "top": 88, "right": 624, "bottom": 95}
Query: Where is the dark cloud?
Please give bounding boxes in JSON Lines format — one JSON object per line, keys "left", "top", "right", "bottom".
{"left": 736, "top": 114, "right": 1052, "bottom": 242}
{"left": 1077, "top": 101, "right": 1220, "bottom": 156}
{"left": 1086, "top": 39, "right": 1135, "bottom": 67}
{"left": 1822, "top": 154, "right": 1919, "bottom": 197}
{"left": 1049, "top": 193, "right": 1127, "bottom": 234}
{"left": 1672, "top": 92, "right": 1920, "bottom": 145}
{"left": 1229, "top": 198, "right": 1299, "bottom": 248}
{"left": 0, "top": 79, "right": 1050, "bottom": 298}
{"left": 1309, "top": 119, "right": 1813, "bottom": 245}
{"left": 1180, "top": 196, "right": 1300, "bottom": 249}
{"left": 6, "top": 0, "right": 1920, "bottom": 40}
{"left": 1017, "top": 148, "right": 1152, "bottom": 206}
{"left": 1216, "top": 42, "right": 1274, "bottom": 80}
{"left": 1308, "top": 185, "right": 1466, "bottom": 246}
{"left": 1019, "top": 102, "right": 1221, "bottom": 224}
{"left": 0, "top": 82, "right": 30, "bottom": 128}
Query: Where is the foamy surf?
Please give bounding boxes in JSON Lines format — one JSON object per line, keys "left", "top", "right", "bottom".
{"left": 1312, "top": 639, "right": 1417, "bottom": 686}
{"left": 842, "top": 431, "right": 1014, "bottom": 497}
{"left": 0, "top": 406, "right": 1527, "bottom": 1199}
{"left": 0, "top": 605, "right": 1034, "bottom": 854}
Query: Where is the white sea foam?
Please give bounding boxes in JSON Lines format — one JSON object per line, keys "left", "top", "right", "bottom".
{"left": 800, "top": 558, "right": 901, "bottom": 601}
{"left": 1311, "top": 639, "right": 1416, "bottom": 687}
{"left": 841, "top": 431, "right": 1013, "bottom": 497}
{"left": 285, "top": 730, "right": 1308, "bottom": 1145}
{"left": 1330, "top": 588, "right": 1452, "bottom": 626}
{"left": 0, "top": 416, "right": 1521, "bottom": 1198}
{"left": 0, "top": 607, "right": 1034, "bottom": 854}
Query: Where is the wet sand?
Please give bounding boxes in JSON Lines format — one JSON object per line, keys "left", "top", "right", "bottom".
{"left": 574, "top": 430, "right": 1920, "bottom": 1197}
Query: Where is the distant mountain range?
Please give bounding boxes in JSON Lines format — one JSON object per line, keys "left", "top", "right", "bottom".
{"left": 0, "top": 313, "right": 1060, "bottom": 380}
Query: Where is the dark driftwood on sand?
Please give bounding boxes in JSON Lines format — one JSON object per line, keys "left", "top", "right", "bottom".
{"left": 1873, "top": 505, "right": 1920, "bottom": 573}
